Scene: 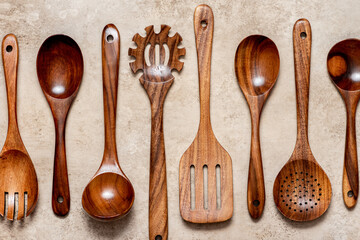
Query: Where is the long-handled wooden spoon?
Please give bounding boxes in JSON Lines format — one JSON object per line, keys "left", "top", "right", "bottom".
{"left": 82, "top": 24, "right": 135, "bottom": 220}
{"left": 273, "top": 19, "right": 331, "bottom": 221}
{"left": 179, "top": 4, "right": 233, "bottom": 223}
{"left": 235, "top": 35, "right": 280, "bottom": 219}
{"left": 327, "top": 39, "right": 360, "bottom": 208}
{"left": 0, "top": 34, "right": 38, "bottom": 220}
{"left": 129, "top": 25, "right": 185, "bottom": 240}
{"left": 37, "top": 35, "right": 83, "bottom": 216}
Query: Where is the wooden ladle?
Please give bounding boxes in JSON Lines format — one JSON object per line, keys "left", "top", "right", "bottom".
{"left": 82, "top": 24, "right": 134, "bottom": 220}
{"left": 235, "top": 35, "right": 280, "bottom": 219}
{"left": 0, "top": 34, "right": 38, "bottom": 220}
{"left": 273, "top": 19, "right": 331, "bottom": 221}
{"left": 36, "top": 34, "right": 83, "bottom": 216}
{"left": 327, "top": 39, "right": 360, "bottom": 208}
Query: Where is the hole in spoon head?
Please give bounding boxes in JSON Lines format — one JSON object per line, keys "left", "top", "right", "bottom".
{"left": 37, "top": 34, "right": 83, "bottom": 99}
{"left": 348, "top": 190, "right": 354, "bottom": 198}
{"left": 57, "top": 196, "right": 64, "bottom": 203}
{"left": 6, "top": 45, "right": 12, "bottom": 52}
{"left": 107, "top": 35, "right": 114, "bottom": 43}
{"left": 235, "top": 35, "right": 280, "bottom": 96}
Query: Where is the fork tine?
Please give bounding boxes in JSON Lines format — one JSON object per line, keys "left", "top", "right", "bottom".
{"left": 208, "top": 166, "right": 216, "bottom": 210}
{"left": 17, "top": 192, "right": 24, "bottom": 220}
{"left": 7, "top": 193, "right": 14, "bottom": 220}
{"left": 195, "top": 165, "right": 204, "bottom": 210}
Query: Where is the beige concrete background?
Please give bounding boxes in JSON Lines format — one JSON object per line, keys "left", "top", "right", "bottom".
{"left": 0, "top": 0, "right": 359, "bottom": 239}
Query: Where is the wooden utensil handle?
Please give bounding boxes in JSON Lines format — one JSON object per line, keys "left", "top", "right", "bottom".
{"left": 293, "top": 19, "right": 312, "bottom": 147}
{"left": 141, "top": 79, "right": 172, "bottom": 240}
{"left": 247, "top": 101, "right": 265, "bottom": 218}
{"left": 343, "top": 95, "right": 359, "bottom": 207}
{"left": 194, "top": 4, "right": 214, "bottom": 128}
{"left": 2, "top": 34, "right": 23, "bottom": 148}
{"left": 52, "top": 116, "right": 70, "bottom": 216}
{"left": 102, "top": 24, "right": 120, "bottom": 161}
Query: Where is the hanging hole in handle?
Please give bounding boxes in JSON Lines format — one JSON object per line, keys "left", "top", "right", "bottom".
{"left": 107, "top": 35, "right": 114, "bottom": 43}
{"left": 348, "top": 190, "right": 354, "bottom": 198}
{"left": 201, "top": 20, "right": 207, "bottom": 28}
{"left": 6, "top": 45, "right": 12, "bottom": 52}
{"left": 300, "top": 32, "right": 307, "bottom": 39}
{"left": 57, "top": 196, "right": 64, "bottom": 203}
{"left": 253, "top": 200, "right": 260, "bottom": 207}
{"left": 155, "top": 235, "right": 162, "bottom": 240}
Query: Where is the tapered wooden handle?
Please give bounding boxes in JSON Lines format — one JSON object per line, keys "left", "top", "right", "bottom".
{"left": 102, "top": 24, "right": 120, "bottom": 161}
{"left": 343, "top": 94, "right": 359, "bottom": 207}
{"left": 52, "top": 117, "right": 70, "bottom": 216}
{"left": 293, "top": 19, "right": 312, "bottom": 149}
{"left": 1, "top": 34, "right": 23, "bottom": 151}
{"left": 141, "top": 80, "right": 172, "bottom": 240}
{"left": 247, "top": 102, "right": 265, "bottom": 219}
{"left": 194, "top": 4, "right": 214, "bottom": 127}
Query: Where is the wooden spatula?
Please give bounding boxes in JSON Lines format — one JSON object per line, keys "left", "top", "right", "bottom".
{"left": 179, "top": 4, "right": 233, "bottom": 223}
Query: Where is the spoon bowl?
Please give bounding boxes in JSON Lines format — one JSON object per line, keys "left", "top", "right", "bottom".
{"left": 327, "top": 39, "right": 360, "bottom": 208}
{"left": 236, "top": 35, "right": 280, "bottom": 97}
{"left": 82, "top": 172, "right": 134, "bottom": 220}
{"left": 37, "top": 34, "right": 83, "bottom": 216}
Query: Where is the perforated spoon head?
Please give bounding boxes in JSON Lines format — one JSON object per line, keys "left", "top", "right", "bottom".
{"left": 327, "top": 39, "right": 360, "bottom": 92}
{"left": 235, "top": 35, "right": 280, "bottom": 98}
{"left": 273, "top": 159, "right": 331, "bottom": 221}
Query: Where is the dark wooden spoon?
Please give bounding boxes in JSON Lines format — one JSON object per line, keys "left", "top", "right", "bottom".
{"left": 327, "top": 39, "right": 360, "bottom": 208}
{"left": 235, "top": 35, "right": 280, "bottom": 219}
{"left": 0, "top": 34, "right": 38, "bottom": 220}
{"left": 273, "top": 19, "right": 332, "bottom": 221}
{"left": 82, "top": 24, "right": 135, "bottom": 220}
{"left": 36, "top": 34, "right": 83, "bottom": 216}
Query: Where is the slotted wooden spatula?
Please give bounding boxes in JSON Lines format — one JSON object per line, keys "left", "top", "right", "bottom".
{"left": 179, "top": 4, "right": 233, "bottom": 223}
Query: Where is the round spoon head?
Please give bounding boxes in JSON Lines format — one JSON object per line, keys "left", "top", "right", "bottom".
{"left": 36, "top": 35, "right": 83, "bottom": 99}
{"left": 82, "top": 172, "right": 135, "bottom": 221}
{"left": 327, "top": 39, "right": 360, "bottom": 91}
{"left": 273, "top": 160, "right": 331, "bottom": 221}
{"left": 235, "top": 35, "right": 280, "bottom": 97}
{"left": 0, "top": 150, "right": 38, "bottom": 220}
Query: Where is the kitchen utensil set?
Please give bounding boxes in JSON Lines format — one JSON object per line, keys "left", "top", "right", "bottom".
{"left": 0, "top": 2, "right": 358, "bottom": 238}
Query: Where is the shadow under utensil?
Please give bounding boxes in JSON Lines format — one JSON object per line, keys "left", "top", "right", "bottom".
{"left": 83, "top": 208, "right": 134, "bottom": 239}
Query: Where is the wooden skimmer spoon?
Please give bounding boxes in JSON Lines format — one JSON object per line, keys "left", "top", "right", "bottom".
{"left": 0, "top": 34, "right": 38, "bottom": 220}
{"left": 235, "top": 35, "right": 280, "bottom": 219}
{"left": 327, "top": 39, "right": 360, "bottom": 208}
{"left": 179, "top": 4, "right": 233, "bottom": 223}
{"left": 273, "top": 19, "right": 332, "bottom": 221}
{"left": 37, "top": 35, "right": 83, "bottom": 216}
{"left": 82, "top": 24, "right": 135, "bottom": 220}
{"left": 129, "top": 25, "right": 185, "bottom": 240}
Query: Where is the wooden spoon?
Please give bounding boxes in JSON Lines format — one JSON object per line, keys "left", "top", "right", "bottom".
{"left": 273, "top": 19, "right": 332, "bottom": 221}
{"left": 0, "top": 34, "right": 38, "bottom": 220}
{"left": 36, "top": 34, "right": 83, "bottom": 216}
{"left": 129, "top": 25, "right": 185, "bottom": 239}
{"left": 179, "top": 4, "right": 233, "bottom": 223}
{"left": 327, "top": 39, "right": 360, "bottom": 208}
{"left": 82, "top": 24, "right": 135, "bottom": 220}
{"left": 235, "top": 35, "right": 280, "bottom": 219}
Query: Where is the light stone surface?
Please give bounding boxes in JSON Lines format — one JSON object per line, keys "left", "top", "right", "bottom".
{"left": 0, "top": 0, "right": 359, "bottom": 239}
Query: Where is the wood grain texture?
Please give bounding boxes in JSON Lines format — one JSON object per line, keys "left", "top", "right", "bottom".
{"left": 327, "top": 39, "right": 360, "bottom": 208}
{"left": 273, "top": 19, "right": 332, "bottom": 221}
{"left": 235, "top": 35, "right": 280, "bottom": 219}
{"left": 82, "top": 24, "right": 135, "bottom": 221}
{"left": 179, "top": 4, "right": 233, "bottom": 223}
{"left": 0, "top": 34, "right": 38, "bottom": 220}
{"left": 36, "top": 34, "right": 83, "bottom": 216}
{"left": 129, "top": 25, "right": 185, "bottom": 240}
